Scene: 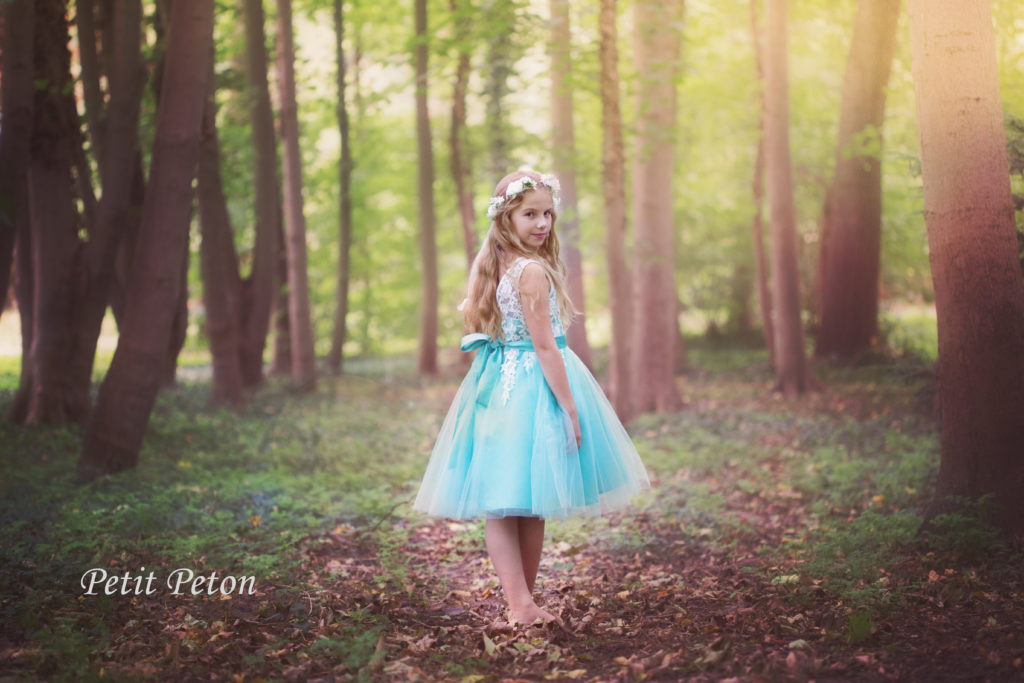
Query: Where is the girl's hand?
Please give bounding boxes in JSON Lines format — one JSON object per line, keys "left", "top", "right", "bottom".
{"left": 572, "top": 414, "right": 582, "bottom": 450}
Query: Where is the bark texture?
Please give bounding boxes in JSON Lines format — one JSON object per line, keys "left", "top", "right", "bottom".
{"left": 907, "top": 0, "right": 1024, "bottom": 534}
{"left": 815, "top": 0, "right": 901, "bottom": 361}
{"left": 598, "top": 0, "right": 632, "bottom": 419}
{"left": 763, "top": 0, "right": 809, "bottom": 395}
{"left": 329, "top": 0, "right": 354, "bottom": 372}
{"left": 80, "top": 0, "right": 212, "bottom": 477}
{"left": 631, "top": 0, "right": 683, "bottom": 414}
{"left": 276, "top": 0, "right": 318, "bottom": 390}
{"left": 240, "top": 0, "right": 281, "bottom": 387}
{"left": 550, "top": 0, "right": 593, "bottom": 369}
{"left": 414, "top": 0, "right": 439, "bottom": 375}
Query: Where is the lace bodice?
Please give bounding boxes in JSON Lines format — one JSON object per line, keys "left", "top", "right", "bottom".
{"left": 496, "top": 257, "right": 565, "bottom": 342}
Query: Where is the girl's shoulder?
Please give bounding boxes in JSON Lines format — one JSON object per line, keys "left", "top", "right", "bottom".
{"left": 501, "top": 256, "right": 540, "bottom": 283}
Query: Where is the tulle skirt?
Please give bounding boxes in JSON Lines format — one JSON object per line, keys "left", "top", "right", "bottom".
{"left": 413, "top": 334, "right": 650, "bottom": 520}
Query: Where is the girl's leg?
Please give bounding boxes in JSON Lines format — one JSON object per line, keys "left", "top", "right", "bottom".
{"left": 485, "top": 517, "right": 555, "bottom": 625}
{"left": 517, "top": 517, "right": 545, "bottom": 595}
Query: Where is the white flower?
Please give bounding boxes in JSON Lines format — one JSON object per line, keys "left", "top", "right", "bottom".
{"left": 484, "top": 173, "right": 561, "bottom": 220}
{"left": 486, "top": 196, "right": 503, "bottom": 219}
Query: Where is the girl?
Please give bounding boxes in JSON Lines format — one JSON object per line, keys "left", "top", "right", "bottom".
{"left": 413, "top": 169, "right": 649, "bottom": 626}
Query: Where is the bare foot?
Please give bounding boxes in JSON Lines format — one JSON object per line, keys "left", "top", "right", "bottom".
{"left": 509, "top": 602, "right": 557, "bottom": 626}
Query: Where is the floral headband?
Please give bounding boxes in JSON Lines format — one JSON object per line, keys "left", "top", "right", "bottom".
{"left": 486, "top": 174, "right": 561, "bottom": 219}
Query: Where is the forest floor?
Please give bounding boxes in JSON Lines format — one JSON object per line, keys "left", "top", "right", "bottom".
{"left": 1, "top": 340, "right": 1023, "bottom": 681}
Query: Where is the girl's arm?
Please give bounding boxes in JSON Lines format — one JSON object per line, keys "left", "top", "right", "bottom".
{"left": 519, "top": 263, "right": 582, "bottom": 449}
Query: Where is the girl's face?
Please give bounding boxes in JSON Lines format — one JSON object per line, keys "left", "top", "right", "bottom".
{"left": 509, "top": 189, "right": 555, "bottom": 252}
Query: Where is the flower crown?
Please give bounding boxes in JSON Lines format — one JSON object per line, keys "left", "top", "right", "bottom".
{"left": 486, "top": 174, "right": 561, "bottom": 219}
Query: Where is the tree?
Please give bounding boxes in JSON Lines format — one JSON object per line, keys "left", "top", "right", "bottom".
{"left": 276, "top": 0, "right": 318, "bottom": 390}
{"left": 240, "top": 0, "right": 282, "bottom": 386}
{"left": 631, "top": 0, "right": 683, "bottom": 414}
{"left": 763, "top": 0, "right": 809, "bottom": 395}
{"left": 448, "top": 0, "right": 477, "bottom": 271}
{"left": 749, "top": 0, "right": 774, "bottom": 363}
{"left": 16, "top": 0, "right": 109, "bottom": 424}
{"left": 79, "top": 0, "right": 213, "bottom": 477}
{"left": 414, "top": 0, "right": 439, "bottom": 375}
{"left": 482, "top": 2, "right": 519, "bottom": 178}
{"left": 198, "top": 48, "right": 246, "bottom": 405}
{"left": 549, "top": 0, "right": 593, "bottom": 369}
{"left": 329, "top": 0, "right": 355, "bottom": 372}
{"left": 907, "top": 0, "right": 1024, "bottom": 533}
{"left": 598, "top": 0, "right": 632, "bottom": 419}
{"left": 0, "top": 0, "right": 34, "bottom": 323}
{"left": 815, "top": 0, "right": 901, "bottom": 361}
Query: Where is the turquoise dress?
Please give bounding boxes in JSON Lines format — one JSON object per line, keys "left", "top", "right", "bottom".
{"left": 413, "top": 257, "right": 650, "bottom": 520}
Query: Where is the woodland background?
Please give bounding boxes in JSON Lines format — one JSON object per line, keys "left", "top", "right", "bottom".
{"left": 1, "top": 0, "right": 1024, "bottom": 679}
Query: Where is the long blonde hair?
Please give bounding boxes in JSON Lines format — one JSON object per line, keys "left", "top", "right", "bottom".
{"left": 463, "top": 170, "right": 577, "bottom": 339}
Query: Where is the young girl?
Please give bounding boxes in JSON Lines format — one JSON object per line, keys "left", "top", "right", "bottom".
{"left": 413, "top": 169, "right": 649, "bottom": 626}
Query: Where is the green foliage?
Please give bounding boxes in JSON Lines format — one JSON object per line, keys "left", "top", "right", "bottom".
{"left": 802, "top": 509, "right": 921, "bottom": 611}
{"left": 920, "top": 496, "right": 1005, "bottom": 560}
{"left": 310, "top": 609, "right": 387, "bottom": 671}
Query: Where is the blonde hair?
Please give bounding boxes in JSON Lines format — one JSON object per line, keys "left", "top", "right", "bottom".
{"left": 463, "top": 170, "right": 577, "bottom": 339}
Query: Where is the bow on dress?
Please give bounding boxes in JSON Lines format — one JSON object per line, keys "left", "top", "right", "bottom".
{"left": 460, "top": 333, "right": 567, "bottom": 407}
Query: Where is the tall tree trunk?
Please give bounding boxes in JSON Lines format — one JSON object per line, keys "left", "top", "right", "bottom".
{"left": 329, "top": 0, "right": 354, "bottom": 372}
{"left": 79, "top": 0, "right": 212, "bottom": 478}
{"left": 25, "top": 0, "right": 87, "bottom": 423}
{"left": 550, "top": 0, "right": 594, "bottom": 370}
{"left": 414, "top": 0, "right": 439, "bottom": 376}
{"left": 198, "top": 48, "right": 245, "bottom": 406}
{"left": 908, "top": 0, "right": 1024, "bottom": 534}
{"left": 631, "top": 0, "right": 683, "bottom": 414}
{"left": 0, "top": 0, "right": 34, "bottom": 322}
{"left": 449, "top": 0, "right": 476, "bottom": 270}
{"left": 763, "top": 0, "right": 809, "bottom": 395}
{"left": 240, "top": 0, "right": 281, "bottom": 387}
{"left": 76, "top": 0, "right": 107, "bottom": 169}
{"left": 749, "top": 0, "right": 774, "bottom": 362}
{"left": 598, "top": 0, "right": 632, "bottom": 419}
{"left": 815, "top": 0, "right": 901, "bottom": 361}
{"left": 483, "top": 4, "right": 515, "bottom": 179}
{"left": 270, "top": 217, "right": 292, "bottom": 375}
{"left": 275, "top": 0, "right": 318, "bottom": 390}
{"left": 65, "top": 0, "right": 145, "bottom": 405}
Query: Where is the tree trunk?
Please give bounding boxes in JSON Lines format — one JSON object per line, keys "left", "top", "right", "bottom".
{"left": 79, "top": 0, "right": 212, "bottom": 477}
{"left": 414, "top": 0, "right": 439, "bottom": 376}
{"left": 763, "top": 0, "right": 809, "bottom": 395}
{"left": 270, "top": 216, "right": 292, "bottom": 376}
{"left": 550, "top": 0, "right": 594, "bottom": 370}
{"left": 198, "top": 48, "right": 245, "bottom": 406}
{"left": 25, "top": 0, "right": 88, "bottom": 424}
{"left": 449, "top": 0, "right": 476, "bottom": 271}
{"left": 65, "top": 0, "right": 145, "bottom": 405}
{"left": 0, "top": 0, "right": 34, "bottom": 322}
{"left": 631, "top": 0, "right": 683, "bottom": 414}
{"left": 749, "top": 0, "right": 774, "bottom": 362}
{"left": 274, "top": 0, "right": 318, "bottom": 390}
{"left": 161, "top": 238, "right": 189, "bottom": 386}
{"left": 76, "top": 0, "right": 106, "bottom": 169}
{"left": 815, "top": 0, "right": 901, "bottom": 361}
{"left": 599, "top": 0, "right": 632, "bottom": 419}
{"left": 908, "top": 0, "right": 1024, "bottom": 534}
{"left": 483, "top": 4, "right": 515, "bottom": 179}
{"left": 240, "top": 0, "right": 281, "bottom": 387}
{"left": 329, "top": 0, "right": 354, "bottom": 372}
